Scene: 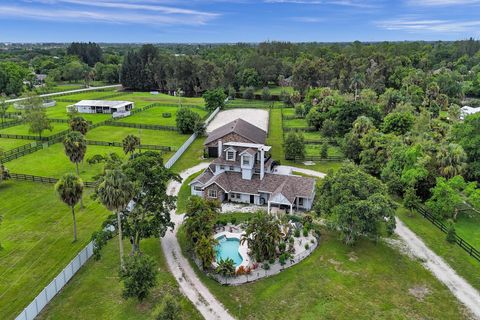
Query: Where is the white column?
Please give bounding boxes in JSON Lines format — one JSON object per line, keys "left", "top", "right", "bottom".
{"left": 290, "top": 204, "right": 293, "bottom": 214}
{"left": 217, "top": 140, "right": 223, "bottom": 158}
{"left": 260, "top": 148, "right": 265, "bottom": 179}
{"left": 267, "top": 201, "right": 271, "bottom": 214}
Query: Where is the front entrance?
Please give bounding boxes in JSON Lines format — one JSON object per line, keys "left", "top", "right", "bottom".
{"left": 250, "top": 195, "right": 255, "bottom": 204}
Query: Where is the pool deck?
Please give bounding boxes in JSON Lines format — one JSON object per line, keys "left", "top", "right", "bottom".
{"left": 214, "top": 230, "right": 250, "bottom": 270}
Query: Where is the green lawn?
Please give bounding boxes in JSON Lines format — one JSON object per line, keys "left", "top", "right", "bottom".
{"left": 397, "top": 207, "right": 480, "bottom": 291}
{"left": 178, "top": 226, "right": 468, "bottom": 320}
{"left": 85, "top": 126, "right": 189, "bottom": 148}
{"left": 0, "top": 181, "right": 110, "bottom": 319}
{"left": 253, "top": 85, "right": 294, "bottom": 95}
{"left": 267, "top": 108, "right": 343, "bottom": 173}
{"left": 113, "top": 92, "right": 204, "bottom": 106}
{"left": 41, "top": 101, "right": 111, "bottom": 124}
{"left": 118, "top": 106, "right": 208, "bottom": 126}
{"left": 176, "top": 170, "right": 203, "bottom": 214}
{"left": 306, "top": 144, "right": 343, "bottom": 157}
{"left": 454, "top": 212, "right": 480, "bottom": 248}
{"left": 170, "top": 138, "right": 207, "bottom": 174}
{"left": 6, "top": 143, "right": 126, "bottom": 181}
{"left": 38, "top": 238, "right": 202, "bottom": 320}
{"left": 283, "top": 118, "right": 309, "bottom": 128}
{"left": 0, "top": 123, "right": 69, "bottom": 137}
{"left": 226, "top": 99, "right": 276, "bottom": 109}
{"left": 281, "top": 108, "right": 296, "bottom": 117}
{"left": 0, "top": 138, "right": 34, "bottom": 151}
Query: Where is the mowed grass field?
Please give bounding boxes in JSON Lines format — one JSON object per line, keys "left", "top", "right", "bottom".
{"left": 0, "top": 123, "right": 69, "bottom": 137}
{"left": 0, "top": 138, "right": 34, "bottom": 151}
{"left": 178, "top": 226, "right": 469, "bottom": 320}
{"left": 117, "top": 106, "right": 208, "bottom": 126}
{"left": 0, "top": 181, "right": 110, "bottom": 319}
{"left": 37, "top": 238, "right": 202, "bottom": 320}
{"left": 6, "top": 144, "right": 125, "bottom": 181}
{"left": 85, "top": 126, "right": 189, "bottom": 149}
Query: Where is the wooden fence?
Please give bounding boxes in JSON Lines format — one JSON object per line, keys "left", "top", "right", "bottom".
{"left": 9, "top": 173, "right": 97, "bottom": 188}
{"left": 0, "top": 145, "right": 43, "bottom": 164}
{"left": 104, "top": 120, "right": 177, "bottom": 132}
{"left": 415, "top": 205, "right": 480, "bottom": 262}
{"left": 85, "top": 139, "right": 173, "bottom": 151}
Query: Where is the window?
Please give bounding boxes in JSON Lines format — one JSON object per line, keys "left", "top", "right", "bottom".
{"left": 208, "top": 189, "right": 217, "bottom": 198}
{"left": 229, "top": 166, "right": 234, "bottom": 171}
{"left": 220, "top": 165, "right": 225, "bottom": 170}
{"left": 194, "top": 186, "right": 202, "bottom": 191}
{"left": 298, "top": 198, "right": 304, "bottom": 206}
{"left": 226, "top": 151, "right": 235, "bottom": 161}
{"left": 242, "top": 155, "right": 250, "bottom": 166}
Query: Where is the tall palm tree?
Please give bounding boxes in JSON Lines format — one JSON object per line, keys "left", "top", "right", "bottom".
{"left": 194, "top": 234, "right": 218, "bottom": 270}
{"left": 69, "top": 116, "right": 89, "bottom": 135}
{"left": 55, "top": 173, "right": 84, "bottom": 242}
{"left": 96, "top": 169, "right": 135, "bottom": 268}
{"left": 350, "top": 73, "right": 365, "bottom": 101}
{"left": 64, "top": 131, "right": 87, "bottom": 177}
{"left": 122, "top": 134, "right": 141, "bottom": 156}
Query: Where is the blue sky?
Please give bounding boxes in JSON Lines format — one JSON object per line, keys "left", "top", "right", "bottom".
{"left": 1, "top": 0, "right": 480, "bottom": 43}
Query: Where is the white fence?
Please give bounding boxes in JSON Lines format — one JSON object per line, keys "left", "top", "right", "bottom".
{"left": 15, "top": 242, "right": 94, "bottom": 320}
{"left": 14, "top": 106, "right": 221, "bottom": 320}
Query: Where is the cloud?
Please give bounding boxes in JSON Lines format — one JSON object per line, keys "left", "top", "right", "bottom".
{"left": 291, "top": 16, "right": 325, "bottom": 23}
{"left": 264, "top": 0, "right": 379, "bottom": 8}
{"left": 376, "top": 16, "right": 480, "bottom": 33}
{"left": 0, "top": 5, "right": 217, "bottom": 26}
{"left": 406, "top": 0, "right": 480, "bottom": 5}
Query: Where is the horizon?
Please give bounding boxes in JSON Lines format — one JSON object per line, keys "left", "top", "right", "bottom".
{"left": 1, "top": 0, "right": 480, "bottom": 43}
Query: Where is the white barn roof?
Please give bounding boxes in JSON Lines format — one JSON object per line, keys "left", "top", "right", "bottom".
{"left": 74, "top": 100, "right": 133, "bottom": 108}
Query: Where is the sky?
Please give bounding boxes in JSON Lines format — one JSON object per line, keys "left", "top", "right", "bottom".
{"left": 1, "top": 0, "right": 480, "bottom": 43}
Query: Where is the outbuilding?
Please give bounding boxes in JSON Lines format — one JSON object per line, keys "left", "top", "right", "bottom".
{"left": 68, "top": 100, "right": 134, "bottom": 115}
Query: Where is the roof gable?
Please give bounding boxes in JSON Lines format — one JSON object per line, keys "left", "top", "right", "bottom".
{"left": 204, "top": 118, "right": 267, "bottom": 145}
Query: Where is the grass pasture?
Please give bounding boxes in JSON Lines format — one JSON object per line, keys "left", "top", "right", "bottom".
{"left": 177, "top": 226, "right": 469, "bottom": 320}
{"left": 118, "top": 105, "right": 208, "bottom": 126}
{"left": 85, "top": 126, "right": 188, "bottom": 149}
{"left": 37, "top": 238, "right": 202, "bottom": 320}
{"left": 0, "top": 138, "right": 34, "bottom": 152}
{"left": 0, "top": 123, "right": 69, "bottom": 137}
{"left": 306, "top": 143, "right": 343, "bottom": 157}
{"left": 283, "top": 117, "right": 309, "bottom": 128}
{"left": 0, "top": 181, "right": 110, "bottom": 319}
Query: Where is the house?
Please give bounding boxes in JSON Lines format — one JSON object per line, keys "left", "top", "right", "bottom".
{"left": 204, "top": 118, "right": 267, "bottom": 158}
{"left": 68, "top": 100, "right": 134, "bottom": 116}
{"left": 460, "top": 106, "right": 480, "bottom": 120}
{"left": 190, "top": 119, "right": 316, "bottom": 214}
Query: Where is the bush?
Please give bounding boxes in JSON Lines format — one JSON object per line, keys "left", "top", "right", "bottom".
{"left": 278, "top": 242, "right": 286, "bottom": 253}
{"left": 295, "top": 104, "right": 305, "bottom": 117}
{"left": 294, "top": 229, "right": 300, "bottom": 238}
{"left": 262, "top": 263, "right": 270, "bottom": 270}
{"left": 305, "top": 243, "right": 310, "bottom": 250}
{"left": 228, "top": 86, "right": 236, "bottom": 99}
{"left": 269, "top": 258, "right": 275, "bottom": 264}
{"left": 162, "top": 112, "right": 172, "bottom": 118}
{"left": 119, "top": 253, "right": 158, "bottom": 301}
{"left": 289, "top": 236, "right": 294, "bottom": 244}
{"left": 279, "top": 253, "right": 287, "bottom": 266}
{"left": 320, "top": 143, "right": 329, "bottom": 159}
{"left": 284, "top": 131, "right": 305, "bottom": 161}
{"left": 261, "top": 87, "right": 271, "bottom": 101}
{"left": 230, "top": 217, "right": 237, "bottom": 225}
{"left": 155, "top": 294, "right": 180, "bottom": 320}
{"left": 303, "top": 228, "right": 308, "bottom": 237}
{"left": 176, "top": 107, "right": 202, "bottom": 134}
{"left": 243, "top": 86, "right": 255, "bottom": 99}
{"left": 446, "top": 219, "right": 457, "bottom": 243}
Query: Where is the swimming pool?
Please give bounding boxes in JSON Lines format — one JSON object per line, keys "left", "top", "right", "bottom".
{"left": 215, "top": 235, "right": 243, "bottom": 267}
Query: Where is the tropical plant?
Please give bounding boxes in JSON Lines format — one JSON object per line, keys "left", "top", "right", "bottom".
{"left": 122, "top": 134, "right": 140, "bottom": 156}
{"left": 155, "top": 294, "right": 180, "bottom": 320}
{"left": 184, "top": 196, "right": 220, "bottom": 248}
{"left": 436, "top": 143, "right": 467, "bottom": 179}
{"left": 55, "top": 173, "right": 84, "bottom": 242}
{"left": 195, "top": 234, "right": 218, "bottom": 270}
{"left": 216, "top": 258, "right": 236, "bottom": 280}
{"left": 95, "top": 169, "right": 135, "bottom": 268}
{"left": 119, "top": 253, "right": 158, "bottom": 301}
{"left": 241, "top": 211, "right": 283, "bottom": 262}
{"left": 69, "top": 116, "right": 89, "bottom": 135}
{"left": 63, "top": 131, "right": 87, "bottom": 176}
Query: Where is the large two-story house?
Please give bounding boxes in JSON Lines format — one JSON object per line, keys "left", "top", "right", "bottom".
{"left": 190, "top": 119, "right": 316, "bottom": 214}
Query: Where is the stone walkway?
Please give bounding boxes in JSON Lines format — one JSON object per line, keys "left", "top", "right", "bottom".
{"left": 161, "top": 163, "right": 235, "bottom": 320}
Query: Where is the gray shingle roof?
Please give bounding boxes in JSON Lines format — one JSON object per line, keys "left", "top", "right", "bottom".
{"left": 204, "top": 118, "right": 267, "bottom": 145}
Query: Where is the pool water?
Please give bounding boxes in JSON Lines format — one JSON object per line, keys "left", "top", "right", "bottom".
{"left": 215, "top": 236, "right": 243, "bottom": 267}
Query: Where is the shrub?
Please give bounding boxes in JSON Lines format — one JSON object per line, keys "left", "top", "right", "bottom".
{"left": 119, "top": 253, "right": 158, "bottom": 301}
{"left": 203, "top": 88, "right": 226, "bottom": 112}
{"left": 278, "top": 242, "right": 286, "bottom": 253}
{"left": 230, "top": 217, "right": 237, "bottom": 225}
{"left": 446, "top": 219, "right": 457, "bottom": 243}
{"left": 155, "top": 294, "right": 180, "bottom": 320}
{"left": 320, "top": 143, "right": 328, "bottom": 159}
{"left": 243, "top": 86, "right": 255, "bottom": 99}
{"left": 262, "top": 263, "right": 270, "bottom": 270}
{"left": 228, "top": 86, "right": 236, "bottom": 99}
{"left": 289, "top": 236, "right": 294, "bottom": 244}
{"left": 294, "top": 229, "right": 300, "bottom": 238}
{"left": 303, "top": 228, "right": 308, "bottom": 237}
{"left": 279, "top": 253, "right": 287, "bottom": 266}
{"left": 176, "top": 107, "right": 202, "bottom": 134}
{"left": 261, "top": 87, "right": 271, "bottom": 101}
{"left": 162, "top": 112, "right": 172, "bottom": 118}
{"left": 295, "top": 104, "right": 305, "bottom": 117}
{"left": 269, "top": 258, "right": 275, "bottom": 264}
{"left": 305, "top": 243, "right": 310, "bottom": 250}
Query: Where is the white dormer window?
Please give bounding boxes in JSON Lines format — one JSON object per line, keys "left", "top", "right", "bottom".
{"left": 226, "top": 151, "right": 235, "bottom": 161}
{"left": 242, "top": 155, "right": 251, "bottom": 166}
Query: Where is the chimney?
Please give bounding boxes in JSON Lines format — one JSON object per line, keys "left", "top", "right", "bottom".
{"left": 260, "top": 148, "right": 265, "bottom": 179}
{"left": 218, "top": 140, "right": 222, "bottom": 159}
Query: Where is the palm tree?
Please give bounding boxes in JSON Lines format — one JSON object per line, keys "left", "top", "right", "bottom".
{"left": 350, "top": 73, "right": 365, "bottom": 101}
{"left": 437, "top": 143, "right": 467, "bottom": 178}
{"left": 122, "top": 134, "right": 141, "bottom": 156}
{"left": 55, "top": 173, "right": 84, "bottom": 242}
{"left": 69, "top": 116, "right": 89, "bottom": 135}
{"left": 63, "top": 131, "right": 87, "bottom": 177}
{"left": 216, "top": 258, "right": 235, "bottom": 284}
{"left": 241, "top": 212, "right": 282, "bottom": 262}
{"left": 96, "top": 169, "right": 135, "bottom": 268}
{"left": 194, "top": 234, "right": 218, "bottom": 270}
